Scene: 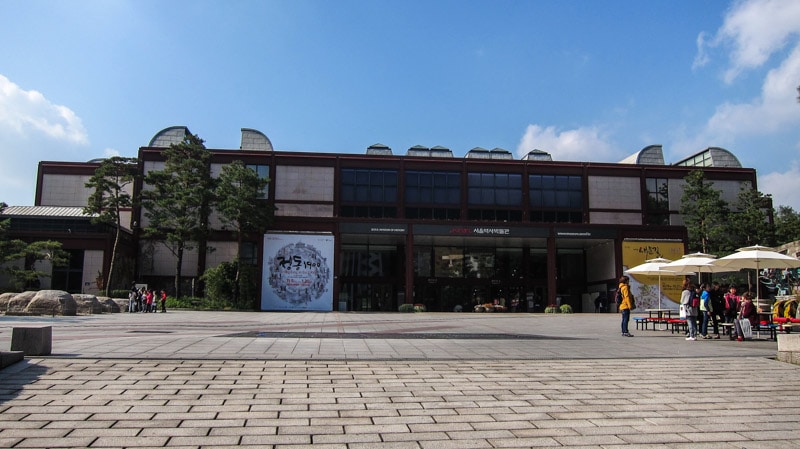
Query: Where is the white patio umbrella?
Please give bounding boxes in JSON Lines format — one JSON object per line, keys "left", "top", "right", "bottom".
{"left": 712, "top": 245, "right": 800, "bottom": 301}
{"left": 625, "top": 257, "right": 681, "bottom": 310}
{"left": 659, "top": 252, "right": 735, "bottom": 291}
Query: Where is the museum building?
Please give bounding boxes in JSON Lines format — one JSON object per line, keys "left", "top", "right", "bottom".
{"left": 4, "top": 126, "right": 758, "bottom": 312}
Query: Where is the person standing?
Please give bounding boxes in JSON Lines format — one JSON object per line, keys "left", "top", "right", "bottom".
{"left": 723, "top": 285, "right": 740, "bottom": 325}
{"left": 160, "top": 290, "right": 167, "bottom": 313}
{"left": 618, "top": 276, "right": 635, "bottom": 337}
{"left": 128, "top": 284, "right": 137, "bottom": 313}
{"left": 709, "top": 282, "right": 724, "bottom": 339}
{"left": 145, "top": 289, "right": 154, "bottom": 313}
{"left": 699, "top": 283, "right": 712, "bottom": 339}
{"left": 681, "top": 281, "right": 698, "bottom": 340}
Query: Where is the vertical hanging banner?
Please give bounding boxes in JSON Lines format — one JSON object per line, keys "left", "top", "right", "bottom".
{"left": 262, "top": 233, "right": 334, "bottom": 311}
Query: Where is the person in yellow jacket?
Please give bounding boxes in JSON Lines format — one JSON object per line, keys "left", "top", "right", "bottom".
{"left": 618, "top": 276, "right": 635, "bottom": 337}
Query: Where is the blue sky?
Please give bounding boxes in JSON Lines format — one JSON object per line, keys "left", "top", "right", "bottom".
{"left": 2, "top": 0, "right": 800, "bottom": 210}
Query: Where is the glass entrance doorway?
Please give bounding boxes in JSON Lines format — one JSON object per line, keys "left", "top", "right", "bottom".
{"left": 414, "top": 281, "right": 540, "bottom": 312}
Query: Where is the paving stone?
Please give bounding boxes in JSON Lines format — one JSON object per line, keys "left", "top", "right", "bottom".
{"left": 0, "top": 311, "right": 797, "bottom": 448}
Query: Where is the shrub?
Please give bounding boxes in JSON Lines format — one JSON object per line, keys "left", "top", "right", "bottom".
{"left": 398, "top": 303, "right": 415, "bottom": 313}
{"left": 559, "top": 304, "right": 573, "bottom": 314}
{"left": 110, "top": 289, "right": 130, "bottom": 299}
{"left": 544, "top": 305, "right": 559, "bottom": 314}
{"left": 202, "top": 261, "right": 256, "bottom": 310}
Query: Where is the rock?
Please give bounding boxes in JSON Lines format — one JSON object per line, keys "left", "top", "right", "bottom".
{"left": 99, "top": 297, "right": 121, "bottom": 313}
{"left": 73, "top": 294, "right": 104, "bottom": 314}
{"left": 7, "top": 291, "right": 37, "bottom": 313}
{"left": 0, "top": 292, "right": 18, "bottom": 311}
{"left": 26, "top": 290, "right": 76, "bottom": 316}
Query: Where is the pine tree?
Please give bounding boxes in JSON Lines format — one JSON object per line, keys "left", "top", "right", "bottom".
{"left": 775, "top": 206, "right": 800, "bottom": 245}
{"left": 83, "top": 156, "right": 138, "bottom": 296}
{"left": 729, "top": 183, "right": 774, "bottom": 249}
{"left": 679, "top": 170, "right": 730, "bottom": 254}
{"left": 141, "top": 134, "right": 214, "bottom": 298}
{"left": 214, "top": 161, "right": 274, "bottom": 307}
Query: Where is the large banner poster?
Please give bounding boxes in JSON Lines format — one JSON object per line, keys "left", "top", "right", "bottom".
{"left": 261, "top": 233, "right": 334, "bottom": 311}
{"left": 622, "top": 241, "right": 685, "bottom": 309}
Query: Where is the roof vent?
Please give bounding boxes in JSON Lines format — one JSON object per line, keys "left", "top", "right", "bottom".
{"left": 240, "top": 128, "right": 273, "bottom": 151}
{"left": 430, "top": 146, "right": 454, "bottom": 158}
{"left": 407, "top": 145, "right": 430, "bottom": 157}
{"left": 522, "top": 149, "right": 553, "bottom": 162}
{"left": 148, "top": 126, "right": 190, "bottom": 148}
{"left": 490, "top": 148, "right": 513, "bottom": 160}
{"left": 367, "top": 143, "right": 393, "bottom": 155}
{"left": 465, "top": 147, "right": 491, "bottom": 159}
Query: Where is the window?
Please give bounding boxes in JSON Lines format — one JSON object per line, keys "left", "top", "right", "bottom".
{"left": 404, "top": 171, "right": 461, "bottom": 220}
{"left": 340, "top": 169, "right": 398, "bottom": 218}
{"left": 240, "top": 241, "right": 259, "bottom": 266}
{"left": 466, "top": 172, "right": 522, "bottom": 222}
{"left": 645, "top": 177, "right": 670, "bottom": 225}
{"left": 529, "top": 175, "right": 583, "bottom": 223}
{"left": 51, "top": 249, "right": 84, "bottom": 293}
{"left": 340, "top": 245, "right": 398, "bottom": 277}
{"left": 245, "top": 164, "right": 270, "bottom": 198}
{"left": 405, "top": 171, "right": 460, "bottom": 204}
{"left": 467, "top": 173, "right": 522, "bottom": 206}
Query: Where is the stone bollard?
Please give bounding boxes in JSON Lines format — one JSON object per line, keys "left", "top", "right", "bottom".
{"left": 777, "top": 333, "right": 800, "bottom": 365}
{"left": 11, "top": 326, "right": 52, "bottom": 356}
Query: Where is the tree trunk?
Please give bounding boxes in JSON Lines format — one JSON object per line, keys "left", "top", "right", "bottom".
{"left": 106, "top": 215, "right": 122, "bottom": 297}
{"left": 175, "top": 245, "right": 184, "bottom": 298}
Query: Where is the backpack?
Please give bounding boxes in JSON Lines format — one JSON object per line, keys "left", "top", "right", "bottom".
{"left": 690, "top": 292, "right": 700, "bottom": 308}
{"left": 614, "top": 289, "right": 623, "bottom": 306}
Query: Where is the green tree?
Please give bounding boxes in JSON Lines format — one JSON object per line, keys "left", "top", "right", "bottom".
{"left": 84, "top": 156, "right": 138, "bottom": 296}
{"left": 679, "top": 170, "right": 730, "bottom": 254}
{"left": 213, "top": 161, "right": 274, "bottom": 307}
{"left": 1, "top": 202, "right": 68, "bottom": 291}
{"left": 141, "top": 134, "right": 214, "bottom": 298}
{"left": 728, "top": 184, "right": 775, "bottom": 250}
{"left": 7, "top": 241, "right": 69, "bottom": 291}
{"left": 775, "top": 206, "right": 800, "bottom": 245}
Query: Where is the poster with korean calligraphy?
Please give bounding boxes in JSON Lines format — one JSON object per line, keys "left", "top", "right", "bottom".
{"left": 261, "top": 233, "right": 334, "bottom": 311}
{"left": 621, "top": 240, "right": 685, "bottom": 309}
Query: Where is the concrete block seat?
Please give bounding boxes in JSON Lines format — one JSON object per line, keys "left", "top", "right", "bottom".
{"left": 10, "top": 326, "right": 52, "bottom": 356}
{"left": 0, "top": 351, "right": 25, "bottom": 369}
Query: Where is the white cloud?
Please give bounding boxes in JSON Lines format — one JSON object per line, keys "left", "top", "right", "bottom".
{"left": 103, "top": 148, "right": 121, "bottom": 158}
{"left": 692, "top": 31, "right": 710, "bottom": 70}
{"left": 673, "top": 0, "right": 800, "bottom": 210}
{"left": 0, "top": 74, "right": 89, "bottom": 205}
{"left": 702, "top": 0, "right": 800, "bottom": 83}
{"left": 704, "top": 44, "right": 800, "bottom": 140}
{"left": 516, "top": 124, "right": 615, "bottom": 162}
{"left": 760, "top": 164, "right": 800, "bottom": 210}
{"left": 0, "top": 74, "right": 88, "bottom": 144}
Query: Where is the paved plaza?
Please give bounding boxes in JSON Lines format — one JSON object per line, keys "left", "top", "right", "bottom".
{"left": 1, "top": 310, "right": 799, "bottom": 448}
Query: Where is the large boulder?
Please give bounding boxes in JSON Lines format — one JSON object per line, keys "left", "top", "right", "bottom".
{"left": 26, "top": 290, "right": 76, "bottom": 316}
{"left": 73, "top": 294, "right": 104, "bottom": 314}
{"left": 0, "top": 292, "right": 17, "bottom": 311}
{"left": 7, "top": 291, "right": 37, "bottom": 313}
{"left": 99, "top": 297, "right": 121, "bottom": 313}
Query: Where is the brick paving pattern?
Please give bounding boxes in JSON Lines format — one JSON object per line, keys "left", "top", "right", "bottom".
{"left": 1, "top": 311, "right": 799, "bottom": 448}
